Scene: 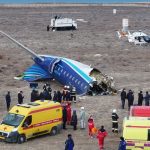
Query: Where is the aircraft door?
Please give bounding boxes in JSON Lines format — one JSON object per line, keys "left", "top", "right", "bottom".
{"left": 48, "top": 58, "right": 60, "bottom": 74}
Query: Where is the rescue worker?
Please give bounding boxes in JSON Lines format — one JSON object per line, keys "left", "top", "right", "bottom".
{"left": 118, "top": 137, "right": 126, "bottom": 150}
{"left": 96, "top": 126, "right": 108, "bottom": 150}
{"left": 63, "top": 106, "right": 67, "bottom": 129}
{"left": 88, "top": 115, "right": 95, "bottom": 138}
{"left": 127, "top": 90, "right": 134, "bottom": 111}
{"left": 112, "top": 109, "right": 119, "bottom": 133}
{"left": 70, "top": 87, "right": 76, "bottom": 103}
{"left": 80, "top": 107, "right": 86, "bottom": 129}
{"left": 18, "top": 91, "right": 24, "bottom": 104}
{"left": 5, "top": 91, "right": 11, "bottom": 111}
{"left": 65, "top": 134, "right": 74, "bottom": 150}
{"left": 138, "top": 91, "right": 143, "bottom": 106}
{"left": 43, "top": 84, "right": 47, "bottom": 90}
{"left": 66, "top": 103, "right": 72, "bottom": 125}
{"left": 71, "top": 110, "right": 78, "bottom": 130}
{"left": 62, "top": 86, "right": 68, "bottom": 101}
{"left": 120, "top": 88, "right": 126, "bottom": 109}
{"left": 144, "top": 91, "right": 150, "bottom": 106}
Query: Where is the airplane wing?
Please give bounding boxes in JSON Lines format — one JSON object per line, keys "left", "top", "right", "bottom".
{"left": 15, "top": 64, "right": 53, "bottom": 82}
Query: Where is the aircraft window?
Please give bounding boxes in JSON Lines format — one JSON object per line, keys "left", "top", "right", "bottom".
{"left": 81, "top": 83, "right": 84, "bottom": 87}
{"left": 84, "top": 86, "right": 87, "bottom": 89}
{"left": 69, "top": 75, "right": 72, "bottom": 79}
{"left": 66, "top": 73, "right": 69, "bottom": 77}
{"left": 58, "top": 67, "right": 60, "bottom": 71}
{"left": 72, "top": 77, "right": 75, "bottom": 81}
{"left": 61, "top": 69, "right": 63, "bottom": 73}
{"left": 78, "top": 81, "right": 81, "bottom": 85}
{"left": 64, "top": 71, "right": 66, "bottom": 75}
{"left": 75, "top": 79, "right": 78, "bottom": 83}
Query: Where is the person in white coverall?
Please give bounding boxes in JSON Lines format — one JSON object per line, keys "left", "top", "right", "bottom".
{"left": 80, "top": 107, "right": 86, "bottom": 129}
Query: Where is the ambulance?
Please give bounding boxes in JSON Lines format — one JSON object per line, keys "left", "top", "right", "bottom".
{"left": 123, "top": 116, "right": 150, "bottom": 150}
{"left": 130, "top": 106, "right": 150, "bottom": 117}
{"left": 0, "top": 100, "right": 62, "bottom": 143}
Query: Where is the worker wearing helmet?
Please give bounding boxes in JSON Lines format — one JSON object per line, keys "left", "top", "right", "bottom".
{"left": 112, "top": 109, "right": 119, "bottom": 133}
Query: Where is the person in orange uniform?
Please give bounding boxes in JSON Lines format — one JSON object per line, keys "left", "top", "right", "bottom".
{"left": 66, "top": 102, "right": 72, "bottom": 125}
{"left": 88, "top": 116, "right": 95, "bottom": 138}
{"left": 97, "top": 126, "right": 108, "bottom": 150}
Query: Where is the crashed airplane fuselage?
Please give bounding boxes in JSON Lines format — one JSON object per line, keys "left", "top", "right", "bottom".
{"left": 0, "top": 31, "right": 115, "bottom": 95}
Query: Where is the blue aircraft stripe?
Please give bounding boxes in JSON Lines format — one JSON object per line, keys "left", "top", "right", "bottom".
{"left": 23, "top": 64, "right": 51, "bottom": 81}
{"left": 63, "top": 59, "right": 92, "bottom": 83}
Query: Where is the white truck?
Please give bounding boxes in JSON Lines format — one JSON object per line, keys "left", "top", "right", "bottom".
{"left": 49, "top": 16, "right": 77, "bottom": 31}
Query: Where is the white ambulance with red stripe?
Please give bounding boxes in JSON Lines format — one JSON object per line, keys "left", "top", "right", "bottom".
{"left": 0, "top": 100, "right": 62, "bottom": 143}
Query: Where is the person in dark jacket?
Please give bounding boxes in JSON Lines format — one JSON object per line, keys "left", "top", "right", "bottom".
{"left": 5, "top": 91, "right": 11, "bottom": 111}
{"left": 144, "top": 91, "right": 150, "bottom": 106}
{"left": 66, "top": 91, "right": 71, "bottom": 101}
{"left": 57, "top": 91, "right": 62, "bottom": 103}
{"left": 47, "top": 91, "right": 52, "bottom": 100}
{"left": 39, "top": 91, "right": 45, "bottom": 100}
{"left": 42, "top": 89, "right": 47, "bottom": 99}
{"left": 31, "top": 90, "right": 35, "bottom": 102}
{"left": 127, "top": 90, "right": 134, "bottom": 111}
{"left": 118, "top": 137, "right": 126, "bottom": 150}
{"left": 112, "top": 109, "right": 119, "bottom": 133}
{"left": 34, "top": 90, "right": 40, "bottom": 101}
{"left": 63, "top": 106, "right": 67, "bottom": 129}
{"left": 138, "top": 91, "right": 143, "bottom": 106}
{"left": 65, "top": 134, "right": 74, "bottom": 150}
{"left": 53, "top": 91, "right": 58, "bottom": 102}
{"left": 70, "top": 87, "right": 76, "bottom": 103}
{"left": 18, "top": 91, "right": 24, "bottom": 104}
{"left": 120, "top": 88, "right": 126, "bottom": 109}
{"left": 71, "top": 110, "right": 78, "bottom": 130}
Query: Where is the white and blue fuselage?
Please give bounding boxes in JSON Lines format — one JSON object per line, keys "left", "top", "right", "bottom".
{"left": 23, "top": 55, "right": 94, "bottom": 95}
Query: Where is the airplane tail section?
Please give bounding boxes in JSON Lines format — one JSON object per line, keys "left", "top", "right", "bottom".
{"left": 14, "top": 64, "right": 53, "bottom": 82}
{"left": 0, "top": 31, "right": 43, "bottom": 61}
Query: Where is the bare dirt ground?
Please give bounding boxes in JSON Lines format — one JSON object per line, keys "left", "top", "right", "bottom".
{"left": 0, "top": 4, "right": 150, "bottom": 150}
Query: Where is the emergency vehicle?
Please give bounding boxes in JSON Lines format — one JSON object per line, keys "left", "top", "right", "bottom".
{"left": 50, "top": 16, "right": 77, "bottom": 31}
{"left": 130, "top": 106, "right": 150, "bottom": 117}
{"left": 123, "top": 116, "right": 150, "bottom": 150}
{"left": 0, "top": 100, "right": 62, "bottom": 143}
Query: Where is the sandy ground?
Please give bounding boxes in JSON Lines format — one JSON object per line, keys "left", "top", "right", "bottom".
{"left": 0, "top": 5, "right": 150, "bottom": 150}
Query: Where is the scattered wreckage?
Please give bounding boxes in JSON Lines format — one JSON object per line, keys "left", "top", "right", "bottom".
{"left": 0, "top": 31, "right": 116, "bottom": 95}
{"left": 117, "top": 30, "right": 150, "bottom": 45}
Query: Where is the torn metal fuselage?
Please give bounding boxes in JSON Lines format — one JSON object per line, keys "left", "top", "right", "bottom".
{"left": 0, "top": 31, "right": 116, "bottom": 95}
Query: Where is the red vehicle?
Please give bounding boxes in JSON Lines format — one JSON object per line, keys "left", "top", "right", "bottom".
{"left": 130, "top": 106, "right": 150, "bottom": 117}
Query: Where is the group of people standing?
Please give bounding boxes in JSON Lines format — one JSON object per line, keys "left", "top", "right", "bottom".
{"left": 120, "top": 88, "right": 150, "bottom": 110}
{"left": 5, "top": 90, "right": 24, "bottom": 111}
{"left": 62, "top": 103, "right": 86, "bottom": 131}
{"left": 31, "top": 84, "right": 76, "bottom": 103}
